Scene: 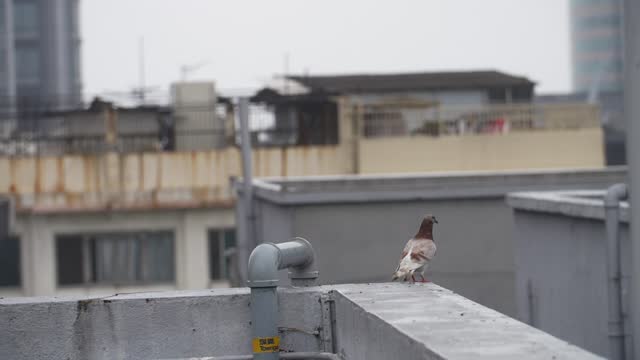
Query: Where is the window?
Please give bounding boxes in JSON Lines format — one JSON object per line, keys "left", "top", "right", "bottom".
{"left": 14, "top": 2, "right": 38, "bottom": 35}
{"left": 69, "top": 0, "right": 79, "bottom": 33}
{"left": 0, "top": 49, "right": 6, "bottom": 73}
{"left": 576, "top": 58, "right": 623, "bottom": 74}
{"left": 0, "top": 2, "right": 5, "bottom": 32}
{"left": 16, "top": 47, "right": 39, "bottom": 83}
{"left": 575, "top": 14, "right": 620, "bottom": 30}
{"left": 208, "top": 228, "right": 236, "bottom": 281}
{"left": 0, "top": 236, "right": 21, "bottom": 287}
{"left": 576, "top": 37, "right": 621, "bottom": 52}
{"left": 56, "top": 231, "right": 175, "bottom": 286}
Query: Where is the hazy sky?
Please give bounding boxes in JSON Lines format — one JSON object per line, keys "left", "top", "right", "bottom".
{"left": 81, "top": 0, "right": 571, "bottom": 97}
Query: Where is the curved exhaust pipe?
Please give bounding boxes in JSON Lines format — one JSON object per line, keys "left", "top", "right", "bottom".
{"left": 247, "top": 238, "right": 319, "bottom": 359}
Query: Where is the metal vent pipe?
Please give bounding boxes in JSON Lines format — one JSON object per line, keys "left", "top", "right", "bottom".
{"left": 623, "top": 0, "right": 640, "bottom": 357}
{"left": 605, "top": 183, "right": 628, "bottom": 360}
{"left": 247, "top": 237, "right": 319, "bottom": 360}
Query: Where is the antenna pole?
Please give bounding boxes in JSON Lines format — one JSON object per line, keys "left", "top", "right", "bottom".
{"left": 139, "top": 37, "right": 146, "bottom": 104}
{"left": 284, "top": 52, "right": 290, "bottom": 94}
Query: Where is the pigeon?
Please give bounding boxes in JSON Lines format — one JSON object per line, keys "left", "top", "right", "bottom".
{"left": 392, "top": 214, "right": 438, "bottom": 283}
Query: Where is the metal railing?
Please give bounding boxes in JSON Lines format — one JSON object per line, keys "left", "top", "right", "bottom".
{"left": 0, "top": 96, "right": 603, "bottom": 155}
{"left": 361, "top": 103, "right": 601, "bottom": 138}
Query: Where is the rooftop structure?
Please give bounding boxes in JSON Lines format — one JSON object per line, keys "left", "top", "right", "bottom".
{"left": 235, "top": 168, "right": 627, "bottom": 317}
{"left": 507, "top": 190, "right": 631, "bottom": 359}
{"left": 0, "top": 283, "right": 602, "bottom": 360}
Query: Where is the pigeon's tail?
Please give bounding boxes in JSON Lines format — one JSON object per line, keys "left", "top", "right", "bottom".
{"left": 392, "top": 269, "right": 407, "bottom": 281}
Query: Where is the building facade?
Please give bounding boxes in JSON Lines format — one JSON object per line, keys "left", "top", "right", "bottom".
{"left": 0, "top": 0, "right": 81, "bottom": 132}
{"left": 570, "top": 0, "right": 624, "bottom": 93}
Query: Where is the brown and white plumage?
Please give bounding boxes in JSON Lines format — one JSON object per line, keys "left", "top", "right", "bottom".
{"left": 392, "top": 214, "right": 438, "bottom": 283}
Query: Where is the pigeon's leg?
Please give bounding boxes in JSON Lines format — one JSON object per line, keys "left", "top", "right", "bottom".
{"left": 411, "top": 274, "right": 416, "bottom": 283}
{"left": 418, "top": 270, "right": 430, "bottom": 283}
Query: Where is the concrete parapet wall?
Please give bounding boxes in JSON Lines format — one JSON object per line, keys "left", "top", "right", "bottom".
{"left": 0, "top": 283, "right": 602, "bottom": 360}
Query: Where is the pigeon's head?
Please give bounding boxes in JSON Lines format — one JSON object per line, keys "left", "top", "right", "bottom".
{"left": 415, "top": 214, "right": 438, "bottom": 239}
{"left": 423, "top": 214, "right": 438, "bottom": 224}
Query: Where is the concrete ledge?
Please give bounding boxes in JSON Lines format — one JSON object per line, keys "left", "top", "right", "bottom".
{"left": 0, "top": 287, "right": 327, "bottom": 360}
{"left": 236, "top": 167, "right": 627, "bottom": 205}
{"left": 333, "top": 283, "right": 602, "bottom": 360}
{"left": 507, "top": 190, "right": 629, "bottom": 222}
{"left": 0, "top": 283, "right": 602, "bottom": 359}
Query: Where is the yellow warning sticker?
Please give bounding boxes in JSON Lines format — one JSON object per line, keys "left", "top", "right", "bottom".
{"left": 252, "top": 336, "right": 280, "bottom": 353}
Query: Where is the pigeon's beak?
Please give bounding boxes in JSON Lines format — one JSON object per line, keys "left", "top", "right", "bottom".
{"left": 434, "top": 218, "right": 439, "bottom": 224}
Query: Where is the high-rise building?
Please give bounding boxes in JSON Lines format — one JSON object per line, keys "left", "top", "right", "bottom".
{"left": 570, "top": 0, "right": 624, "bottom": 93}
{"left": 0, "top": 0, "right": 81, "bottom": 128}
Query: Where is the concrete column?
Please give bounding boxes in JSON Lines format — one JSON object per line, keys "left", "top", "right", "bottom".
{"left": 336, "top": 96, "right": 360, "bottom": 174}
{"left": 174, "top": 213, "right": 188, "bottom": 290}
{"left": 180, "top": 212, "right": 210, "bottom": 290}
{"left": 623, "top": 0, "right": 640, "bottom": 357}
{"left": 19, "top": 216, "right": 34, "bottom": 296}
{"left": 100, "top": 152, "right": 121, "bottom": 204}
{"left": 22, "top": 217, "right": 56, "bottom": 296}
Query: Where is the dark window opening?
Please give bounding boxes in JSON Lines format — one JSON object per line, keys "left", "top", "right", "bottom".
{"left": 208, "top": 228, "right": 236, "bottom": 281}
{"left": 55, "top": 231, "right": 175, "bottom": 286}
{"left": 0, "top": 236, "right": 21, "bottom": 287}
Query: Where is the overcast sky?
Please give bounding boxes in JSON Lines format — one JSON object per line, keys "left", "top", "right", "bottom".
{"left": 81, "top": 0, "right": 571, "bottom": 97}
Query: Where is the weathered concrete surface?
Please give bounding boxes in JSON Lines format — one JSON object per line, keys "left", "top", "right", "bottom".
{"left": 332, "top": 283, "right": 603, "bottom": 360}
{"left": 507, "top": 190, "right": 629, "bottom": 222}
{"left": 0, "top": 283, "right": 601, "bottom": 360}
{"left": 0, "top": 146, "right": 350, "bottom": 213}
{"left": 0, "top": 287, "right": 328, "bottom": 360}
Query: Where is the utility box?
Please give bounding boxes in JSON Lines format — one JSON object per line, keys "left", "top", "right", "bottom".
{"left": 171, "top": 82, "right": 225, "bottom": 150}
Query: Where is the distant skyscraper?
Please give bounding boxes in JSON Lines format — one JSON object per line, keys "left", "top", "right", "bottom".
{"left": 0, "top": 0, "right": 81, "bottom": 120}
{"left": 570, "top": 0, "right": 624, "bottom": 93}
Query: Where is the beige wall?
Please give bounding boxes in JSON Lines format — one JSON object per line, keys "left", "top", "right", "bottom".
{"left": 0, "top": 146, "right": 352, "bottom": 213}
{"left": 0, "top": 128, "right": 605, "bottom": 212}
{"left": 358, "top": 128, "right": 605, "bottom": 174}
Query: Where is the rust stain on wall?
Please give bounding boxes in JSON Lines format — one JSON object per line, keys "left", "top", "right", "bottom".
{"left": 0, "top": 146, "right": 349, "bottom": 213}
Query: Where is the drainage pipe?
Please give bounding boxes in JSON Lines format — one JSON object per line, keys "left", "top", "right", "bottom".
{"left": 604, "top": 183, "right": 628, "bottom": 360}
{"left": 623, "top": 0, "right": 640, "bottom": 356}
{"left": 247, "top": 238, "right": 319, "bottom": 360}
{"left": 238, "top": 97, "right": 253, "bottom": 283}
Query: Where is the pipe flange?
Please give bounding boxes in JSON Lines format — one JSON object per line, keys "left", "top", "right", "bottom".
{"left": 288, "top": 270, "right": 319, "bottom": 279}
{"left": 247, "top": 279, "right": 279, "bottom": 288}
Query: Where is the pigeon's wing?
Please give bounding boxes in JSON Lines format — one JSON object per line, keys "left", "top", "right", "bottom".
{"left": 413, "top": 239, "right": 436, "bottom": 262}
{"left": 396, "top": 239, "right": 432, "bottom": 273}
{"left": 394, "top": 239, "right": 413, "bottom": 272}
{"left": 401, "top": 240, "right": 412, "bottom": 258}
